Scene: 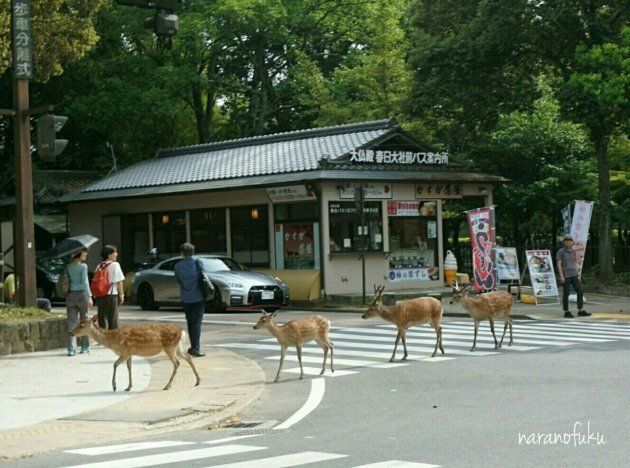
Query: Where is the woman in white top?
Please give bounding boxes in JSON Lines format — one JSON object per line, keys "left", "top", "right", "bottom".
{"left": 95, "top": 245, "right": 125, "bottom": 329}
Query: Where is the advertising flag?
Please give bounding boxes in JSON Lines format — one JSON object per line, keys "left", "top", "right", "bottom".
{"left": 466, "top": 206, "right": 496, "bottom": 291}
{"left": 570, "top": 200, "right": 594, "bottom": 275}
{"left": 561, "top": 204, "right": 572, "bottom": 236}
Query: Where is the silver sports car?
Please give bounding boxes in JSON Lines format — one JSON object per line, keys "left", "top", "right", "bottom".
{"left": 131, "top": 255, "right": 290, "bottom": 312}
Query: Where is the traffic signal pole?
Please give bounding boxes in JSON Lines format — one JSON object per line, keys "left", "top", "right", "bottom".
{"left": 13, "top": 77, "right": 37, "bottom": 307}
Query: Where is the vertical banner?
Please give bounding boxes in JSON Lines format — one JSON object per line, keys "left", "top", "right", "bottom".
{"left": 570, "top": 200, "right": 594, "bottom": 275}
{"left": 526, "top": 250, "right": 559, "bottom": 298}
{"left": 12, "top": 0, "right": 34, "bottom": 79}
{"left": 466, "top": 206, "right": 496, "bottom": 291}
{"left": 561, "top": 204, "right": 573, "bottom": 236}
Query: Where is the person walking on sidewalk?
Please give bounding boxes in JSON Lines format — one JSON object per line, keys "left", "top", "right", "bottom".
{"left": 66, "top": 248, "right": 93, "bottom": 356}
{"left": 174, "top": 242, "right": 205, "bottom": 357}
{"left": 94, "top": 245, "right": 125, "bottom": 329}
{"left": 556, "top": 235, "right": 591, "bottom": 318}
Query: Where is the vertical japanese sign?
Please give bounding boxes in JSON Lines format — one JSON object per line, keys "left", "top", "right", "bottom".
{"left": 570, "top": 200, "right": 594, "bottom": 275}
{"left": 561, "top": 204, "right": 572, "bottom": 236}
{"left": 12, "top": 0, "right": 33, "bottom": 79}
{"left": 526, "top": 250, "right": 559, "bottom": 298}
{"left": 466, "top": 206, "right": 496, "bottom": 291}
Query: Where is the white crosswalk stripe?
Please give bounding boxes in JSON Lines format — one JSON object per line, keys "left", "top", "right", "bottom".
{"left": 212, "top": 320, "right": 628, "bottom": 380}
{"left": 353, "top": 462, "right": 441, "bottom": 468}
{"left": 65, "top": 441, "right": 195, "bottom": 456}
{"left": 205, "top": 451, "right": 348, "bottom": 467}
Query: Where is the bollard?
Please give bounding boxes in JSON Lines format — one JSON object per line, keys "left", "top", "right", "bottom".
{"left": 382, "top": 292, "right": 396, "bottom": 306}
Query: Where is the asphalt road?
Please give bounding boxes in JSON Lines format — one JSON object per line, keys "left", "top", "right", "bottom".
{"left": 8, "top": 307, "right": 629, "bottom": 468}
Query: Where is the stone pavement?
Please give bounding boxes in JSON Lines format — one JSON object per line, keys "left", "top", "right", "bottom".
{"left": 0, "top": 344, "right": 265, "bottom": 461}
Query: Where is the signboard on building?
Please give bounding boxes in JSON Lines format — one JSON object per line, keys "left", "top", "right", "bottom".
{"left": 266, "top": 185, "right": 317, "bottom": 203}
{"left": 350, "top": 149, "right": 449, "bottom": 165}
{"left": 526, "top": 250, "right": 559, "bottom": 297}
{"left": 415, "top": 183, "right": 462, "bottom": 199}
{"left": 339, "top": 183, "right": 392, "bottom": 199}
{"left": 283, "top": 223, "right": 314, "bottom": 269}
{"left": 466, "top": 206, "right": 496, "bottom": 291}
{"left": 329, "top": 202, "right": 380, "bottom": 216}
{"left": 388, "top": 267, "right": 438, "bottom": 282}
{"left": 387, "top": 201, "right": 419, "bottom": 217}
{"left": 570, "top": 200, "right": 594, "bottom": 275}
{"left": 495, "top": 247, "right": 520, "bottom": 281}
{"left": 12, "top": 0, "right": 33, "bottom": 79}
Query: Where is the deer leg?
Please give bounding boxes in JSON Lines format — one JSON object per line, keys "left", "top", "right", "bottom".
{"left": 499, "top": 317, "right": 508, "bottom": 348}
{"left": 439, "top": 325, "right": 445, "bottom": 354}
{"left": 163, "top": 347, "right": 180, "bottom": 390}
{"left": 275, "top": 345, "right": 287, "bottom": 383}
{"left": 124, "top": 356, "right": 133, "bottom": 392}
{"left": 315, "top": 338, "right": 327, "bottom": 375}
{"left": 297, "top": 345, "right": 305, "bottom": 380}
{"left": 401, "top": 329, "right": 408, "bottom": 360}
{"left": 112, "top": 355, "right": 128, "bottom": 391}
{"left": 508, "top": 316, "right": 514, "bottom": 346}
{"left": 431, "top": 326, "right": 440, "bottom": 357}
{"left": 390, "top": 330, "right": 401, "bottom": 362}
{"left": 177, "top": 345, "right": 201, "bottom": 386}
{"left": 489, "top": 318, "right": 499, "bottom": 349}
{"left": 471, "top": 321, "right": 479, "bottom": 352}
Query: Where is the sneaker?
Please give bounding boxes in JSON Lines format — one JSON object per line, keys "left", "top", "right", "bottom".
{"left": 67, "top": 348, "right": 76, "bottom": 356}
{"left": 188, "top": 349, "right": 205, "bottom": 357}
{"left": 564, "top": 311, "right": 574, "bottom": 318}
{"left": 80, "top": 346, "right": 90, "bottom": 354}
{"left": 577, "top": 310, "right": 591, "bottom": 317}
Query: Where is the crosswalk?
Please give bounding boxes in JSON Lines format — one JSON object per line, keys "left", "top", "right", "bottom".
{"left": 61, "top": 435, "right": 439, "bottom": 467}
{"left": 214, "top": 320, "right": 630, "bottom": 378}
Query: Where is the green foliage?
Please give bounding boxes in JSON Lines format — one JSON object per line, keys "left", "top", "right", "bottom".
{"left": 0, "top": 306, "right": 60, "bottom": 322}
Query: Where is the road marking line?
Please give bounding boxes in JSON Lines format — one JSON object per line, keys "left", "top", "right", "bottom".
{"left": 468, "top": 324, "right": 630, "bottom": 340}
{"left": 440, "top": 325, "right": 614, "bottom": 342}
{"left": 283, "top": 367, "right": 357, "bottom": 377}
{"left": 524, "top": 323, "right": 630, "bottom": 336}
{"left": 60, "top": 445, "right": 266, "bottom": 468}
{"left": 206, "top": 451, "right": 348, "bottom": 468}
{"left": 325, "top": 339, "right": 498, "bottom": 356}
{"left": 65, "top": 441, "right": 195, "bottom": 456}
{"left": 265, "top": 355, "right": 376, "bottom": 367}
{"left": 353, "top": 461, "right": 440, "bottom": 467}
{"left": 275, "top": 378, "right": 325, "bottom": 430}
{"left": 204, "top": 434, "right": 262, "bottom": 445}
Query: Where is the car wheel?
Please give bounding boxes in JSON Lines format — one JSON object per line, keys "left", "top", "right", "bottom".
{"left": 137, "top": 283, "right": 159, "bottom": 311}
{"left": 206, "top": 288, "right": 226, "bottom": 313}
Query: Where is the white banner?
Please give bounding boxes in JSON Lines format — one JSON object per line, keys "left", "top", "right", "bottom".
{"left": 561, "top": 204, "right": 572, "bottom": 236}
{"left": 495, "top": 247, "right": 520, "bottom": 281}
{"left": 339, "top": 182, "right": 392, "bottom": 199}
{"left": 267, "top": 185, "right": 316, "bottom": 203}
{"left": 526, "top": 250, "right": 559, "bottom": 298}
{"left": 570, "top": 200, "right": 594, "bottom": 275}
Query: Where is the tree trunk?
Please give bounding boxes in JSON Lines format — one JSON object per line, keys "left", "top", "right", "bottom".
{"left": 595, "top": 135, "right": 614, "bottom": 281}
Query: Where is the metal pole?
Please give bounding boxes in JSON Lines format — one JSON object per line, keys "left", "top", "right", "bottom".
{"left": 361, "top": 183, "right": 366, "bottom": 305}
{"left": 13, "top": 77, "right": 37, "bottom": 307}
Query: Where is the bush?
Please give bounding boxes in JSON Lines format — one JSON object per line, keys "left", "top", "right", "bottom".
{"left": 0, "top": 306, "right": 61, "bottom": 322}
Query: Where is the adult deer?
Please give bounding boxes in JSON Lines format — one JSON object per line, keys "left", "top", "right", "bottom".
{"left": 70, "top": 316, "right": 201, "bottom": 391}
{"left": 362, "top": 285, "right": 444, "bottom": 361}
{"left": 449, "top": 282, "right": 514, "bottom": 351}
{"left": 253, "top": 311, "right": 334, "bottom": 382}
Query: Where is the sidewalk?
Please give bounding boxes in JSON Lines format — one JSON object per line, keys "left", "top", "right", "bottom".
{"left": 0, "top": 344, "right": 266, "bottom": 461}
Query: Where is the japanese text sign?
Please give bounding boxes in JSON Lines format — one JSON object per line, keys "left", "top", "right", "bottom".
{"left": 12, "top": 0, "right": 33, "bottom": 79}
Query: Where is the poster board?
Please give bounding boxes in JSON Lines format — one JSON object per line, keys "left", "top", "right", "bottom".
{"left": 525, "top": 250, "right": 559, "bottom": 304}
{"left": 495, "top": 247, "right": 520, "bottom": 281}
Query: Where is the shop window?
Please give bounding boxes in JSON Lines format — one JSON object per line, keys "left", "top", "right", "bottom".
{"left": 328, "top": 201, "right": 382, "bottom": 253}
{"left": 230, "top": 205, "right": 269, "bottom": 268}
{"left": 152, "top": 211, "right": 186, "bottom": 257}
{"left": 274, "top": 202, "right": 319, "bottom": 222}
{"left": 126, "top": 214, "right": 150, "bottom": 269}
{"left": 190, "top": 208, "right": 227, "bottom": 255}
{"left": 387, "top": 200, "right": 439, "bottom": 282}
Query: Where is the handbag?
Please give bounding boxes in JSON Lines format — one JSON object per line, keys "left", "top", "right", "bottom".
{"left": 56, "top": 266, "right": 70, "bottom": 299}
{"left": 195, "top": 259, "right": 215, "bottom": 301}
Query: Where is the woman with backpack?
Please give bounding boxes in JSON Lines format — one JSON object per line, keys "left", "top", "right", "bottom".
{"left": 92, "top": 245, "right": 125, "bottom": 329}
{"left": 65, "top": 248, "right": 92, "bottom": 356}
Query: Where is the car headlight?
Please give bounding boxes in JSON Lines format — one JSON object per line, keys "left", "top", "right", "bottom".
{"left": 274, "top": 276, "right": 286, "bottom": 285}
{"left": 47, "top": 273, "right": 60, "bottom": 283}
{"left": 226, "top": 281, "right": 243, "bottom": 289}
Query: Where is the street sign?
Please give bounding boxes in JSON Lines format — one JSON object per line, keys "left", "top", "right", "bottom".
{"left": 12, "top": 0, "right": 33, "bottom": 79}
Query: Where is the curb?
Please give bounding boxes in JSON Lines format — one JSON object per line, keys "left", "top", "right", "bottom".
{"left": 0, "top": 349, "right": 266, "bottom": 461}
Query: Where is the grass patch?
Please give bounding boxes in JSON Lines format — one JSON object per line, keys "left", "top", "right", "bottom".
{"left": 0, "top": 306, "right": 61, "bottom": 322}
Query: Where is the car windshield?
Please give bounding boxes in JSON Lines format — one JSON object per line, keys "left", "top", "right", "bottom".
{"left": 198, "top": 257, "right": 245, "bottom": 273}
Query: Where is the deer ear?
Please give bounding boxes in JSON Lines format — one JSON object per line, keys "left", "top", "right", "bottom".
{"left": 90, "top": 315, "right": 98, "bottom": 323}
{"left": 270, "top": 311, "right": 277, "bottom": 318}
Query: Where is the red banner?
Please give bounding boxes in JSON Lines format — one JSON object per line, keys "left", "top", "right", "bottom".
{"left": 466, "top": 206, "right": 496, "bottom": 291}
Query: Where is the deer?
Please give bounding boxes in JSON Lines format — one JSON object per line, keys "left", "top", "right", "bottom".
{"left": 70, "top": 316, "right": 201, "bottom": 391}
{"left": 362, "top": 285, "right": 444, "bottom": 361}
{"left": 253, "top": 310, "right": 334, "bottom": 383}
{"left": 449, "top": 281, "right": 514, "bottom": 351}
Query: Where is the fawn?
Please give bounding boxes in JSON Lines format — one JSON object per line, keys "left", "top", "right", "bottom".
{"left": 70, "top": 316, "right": 201, "bottom": 391}
{"left": 253, "top": 311, "right": 334, "bottom": 382}
{"left": 362, "top": 285, "right": 444, "bottom": 361}
{"left": 449, "top": 282, "right": 514, "bottom": 351}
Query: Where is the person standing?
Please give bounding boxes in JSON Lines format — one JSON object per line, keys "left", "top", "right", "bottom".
{"left": 94, "top": 245, "right": 125, "bottom": 329}
{"left": 66, "top": 248, "right": 93, "bottom": 355}
{"left": 174, "top": 242, "right": 205, "bottom": 357}
{"left": 556, "top": 235, "right": 591, "bottom": 318}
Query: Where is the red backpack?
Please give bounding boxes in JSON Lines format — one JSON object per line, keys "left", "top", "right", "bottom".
{"left": 91, "top": 262, "right": 112, "bottom": 297}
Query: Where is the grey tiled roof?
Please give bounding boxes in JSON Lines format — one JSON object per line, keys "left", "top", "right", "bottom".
{"left": 83, "top": 120, "right": 395, "bottom": 193}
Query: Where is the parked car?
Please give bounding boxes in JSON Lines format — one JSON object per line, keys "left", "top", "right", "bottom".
{"left": 36, "top": 257, "right": 66, "bottom": 301}
{"left": 131, "top": 255, "right": 290, "bottom": 312}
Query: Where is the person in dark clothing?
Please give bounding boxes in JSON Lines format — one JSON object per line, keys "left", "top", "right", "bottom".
{"left": 174, "top": 242, "right": 205, "bottom": 357}
{"left": 556, "top": 235, "right": 591, "bottom": 318}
